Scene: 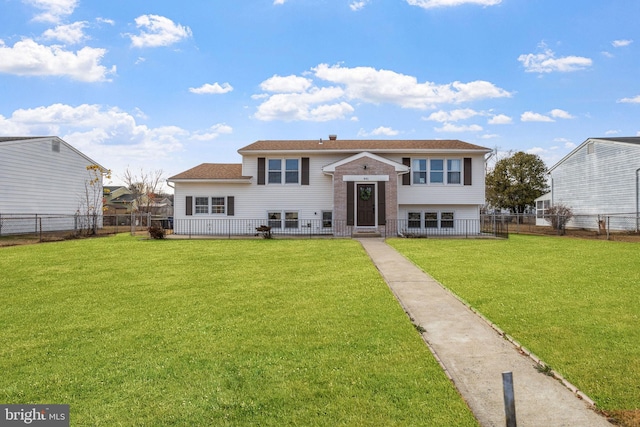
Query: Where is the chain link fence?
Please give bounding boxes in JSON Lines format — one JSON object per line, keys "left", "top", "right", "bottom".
{"left": 482, "top": 213, "right": 640, "bottom": 238}
{"left": 0, "top": 213, "right": 156, "bottom": 243}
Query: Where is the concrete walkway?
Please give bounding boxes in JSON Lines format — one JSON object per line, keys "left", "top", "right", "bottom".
{"left": 358, "top": 238, "right": 612, "bottom": 427}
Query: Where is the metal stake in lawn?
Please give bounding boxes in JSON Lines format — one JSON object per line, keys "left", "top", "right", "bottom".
{"left": 502, "top": 371, "right": 517, "bottom": 427}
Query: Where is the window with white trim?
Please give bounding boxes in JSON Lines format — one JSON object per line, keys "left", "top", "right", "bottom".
{"left": 406, "top": 211, "right": 456, "bottom": 229}
{"left": 430, "top": 159, "right": 444, "bottom": 183}
{"left": 412, "top": 158, "right": 462, "bottom": 185}
{"left": 447, "top": 160, "right": 461, "bottom": 184}
{"left": 195, "top": 197, "right": 209, "bottom": 214}
{"left": 441, "top": 212, "right": 454, "bottom": 228}
{"left": 268, "top": 158, "right": 299, "bottom": 184}
{"left": 211, "top": 197, "right": 225, "bottom": 214}
{"left": 536, "top": 200, "right": 550, "bottom": 219}
{"left": 267, "top": 211, "right": 299, "bottom": 229}
{"left": 194, "top": 197, "right": 226, "bottom": 215}
{"left": 408, "top": 212, "right": 421, "bottom": 228}
{"left": 425, "top": 212, "right": 438, "bottom": 228}
{"left": 322, "top": 211, "right": 333, "bottom": 228}
{"left": 412, "top": 159, "right": 427, "bottom": 184}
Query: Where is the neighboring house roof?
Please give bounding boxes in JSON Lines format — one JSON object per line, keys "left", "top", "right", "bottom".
{"left": 548, "top": 136, "right": 640, "bottom": 172}
{"left": 238, "top": 139, "right": 491, "bottom": 154}
{"left": 168, "top": 163, "right": 251, "bottom": 182}
{"left": 0, "top": 136, "right": 106, "bottom": 170}
{"left": 110, "top": 193, "right": 136, "bottom": 204}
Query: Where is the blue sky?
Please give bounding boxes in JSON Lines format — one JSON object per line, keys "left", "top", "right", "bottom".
{"left": 1, "top": 0, "right": 639, "bottom": 188}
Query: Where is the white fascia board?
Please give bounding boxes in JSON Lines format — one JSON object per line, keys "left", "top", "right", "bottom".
{"left": 322, "top": 152, "right": 409, "bottom": 173}
{"left": 168, "top": 178, "right": 252, "bottom": 184}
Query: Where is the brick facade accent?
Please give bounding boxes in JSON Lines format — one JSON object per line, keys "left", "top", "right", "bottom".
{"left": 333, "top": 156, "right": 399, "bottom": 234}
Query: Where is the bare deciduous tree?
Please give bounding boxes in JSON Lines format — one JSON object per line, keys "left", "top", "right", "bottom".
{"left": 121, "top": 167, "right": 165, "bottom": 214}
{"left": 78, "top": 165, "right": 111, "bottom": 235}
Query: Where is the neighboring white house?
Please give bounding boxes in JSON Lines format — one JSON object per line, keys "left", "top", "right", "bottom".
{"left": 0, "top": 136, "right": 106, "bottom": 234}
{"left": 168, "top": 137, "right": 492, "bottom": 237}
{"left": 536, "top": 137, "right": 640, "bottom": 231}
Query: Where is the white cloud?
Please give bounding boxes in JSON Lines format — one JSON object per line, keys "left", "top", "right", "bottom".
{"left": 189, "top": 82, "right": 233, "bottom": 95}
{"left": 42, "top": 21, "right": 88, "bottom": 44}
{"left": 273, "top": 0, "right": 286, "bottom": 4}
{"left": 434, "top": 123, "right": 483, "bottom": 132}
{"left": 518, "top": 47, "right": 592, "bottom": 73}
{"left": 612, "top": 39, "right": 633, "bottom": 48}
{"left": 96, "top": 18, "right": 115, "bottom": 26}
{"left": 0, "top": 103, "right": 237, "bottom": 181}
{"left": 605, "top": 130, "right": 620, "bottom": 135}
{"left": 480, "top": 134, "right": 499, "bottom": 139}
{"left": 521, "top": 111, "right": 554, "bottom": 122}
{"left": 24, "top": 0, "right": 78, "bottom": 23}
{"left": 425, "top": 108, "right": 480, "bottom": 122}
{"left": 488, "top": 114, "right": 512, "bottom": 124}
{"left": 313, "top": 63, "right": 511, "bottom": 108}
{"left": 618, "top": 95, "right": 640, "bottom": 104}
{"left": 254, "top": 64, "right": 511, "bottom": 122}
{"left": 406, "top": 0, "right": 501, "bottom": 9}
{"left": 254, "top": 86, "right": 353, "bottom": 122}
{"left": 358, "top": 126, "right": 400, "bottom": 136}
{"left": 350, "top": 1, "right": 369, "bottom": 11}
{"left": 190, "top": 124, "right": 233, "bottom": 141}
{"left": 0, "top": 38, "right": 115, "bottom": 82}
{"left": 260, "top": 75, "right": 312, "bottom": 93}
{"left": 129, "top": 15, "right": 192, "bottom": 48}
{"left": 549, "top": 109, "right": 575, "bottom": 119}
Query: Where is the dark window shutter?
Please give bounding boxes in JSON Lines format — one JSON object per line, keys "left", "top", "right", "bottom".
{"left": 377, "top": 182, "right": 386, "bottom": 225}
{"left": 402, "top": 158, "right": 411, "bottom": 185}
{"left": 464, "top": 157, "right": 472, "bottom": 186}
{"left": 346, "top": 181, "right": 354, "bottom": 226}
{"left": 227, "top": 196, "right": 235, "bottom": 216}
{"left": 301, "top": 157, "right": 309, "bottom": 185}
{"left": 257, "top": 157, "right": 265, "bottom": 185}
{"left": 186, "top": 196, "right": 193, "bottom": 216}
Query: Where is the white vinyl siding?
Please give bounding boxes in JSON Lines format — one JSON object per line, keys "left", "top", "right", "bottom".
{"left": 550, "top": 140, "right": 640, "bottom": 215}
{"left": 0, "top": 138, "right": 103, "bottom": 215}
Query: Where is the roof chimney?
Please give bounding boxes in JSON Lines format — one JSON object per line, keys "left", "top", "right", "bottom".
{"left": 329, "top": 134, "right": 337, "bottom": 140}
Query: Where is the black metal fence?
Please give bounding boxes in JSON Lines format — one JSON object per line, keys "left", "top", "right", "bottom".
{"left": 172, "top": 217, "right": 507, "bottom": 239}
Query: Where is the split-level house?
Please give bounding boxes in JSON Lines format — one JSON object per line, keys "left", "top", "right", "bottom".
{"left": 168, "top": 137, "right": 492, "bottom": 237}
{"left": 536, "top": 137, "right": 640, "bottom": 231}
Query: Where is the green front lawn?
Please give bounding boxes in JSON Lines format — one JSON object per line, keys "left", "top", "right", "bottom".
{"left": 0, "top": 235, "right": 477, "bottom": 426}
{"left": 389, "top": 235, "right": 640, "bottom": 413}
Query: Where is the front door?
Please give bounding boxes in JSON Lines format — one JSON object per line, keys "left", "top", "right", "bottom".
{"left": 356, "top": 183, "right": 376, "bottom": 226}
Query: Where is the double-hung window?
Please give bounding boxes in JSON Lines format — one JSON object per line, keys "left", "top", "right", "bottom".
{"left": 195, "top": 197, "right": 209, "bottom": 214}
{"left": 430, "top": 159, "right": 444, "bottom": 184}
{"left": 194, "top": 197, "right": 226, "bottom": 214}
{"left": 285, "top": 159, "right": 299, "bottom": 183}
{"left": 412, "top": 158, "right": 461, "bottom": 185}
{"left": 268, "top": 159, "right": 282, "bottom": 184}
{"left": 268, "top": 211, "right": 299, "bottom": 229}
{"left": 447, "top": 160, "right": 461, "bottom": 184}
{"left": 211, "top": 197, "right": 225, "bottom": 214}
{"left": 268, "top": 159, "right": 299, "bottom": 184}
{"left": 412, "top": 159, "right": 427, "bottom": 184}
{"left": 408, "top": 212, "right": 421, "bottom": 228}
